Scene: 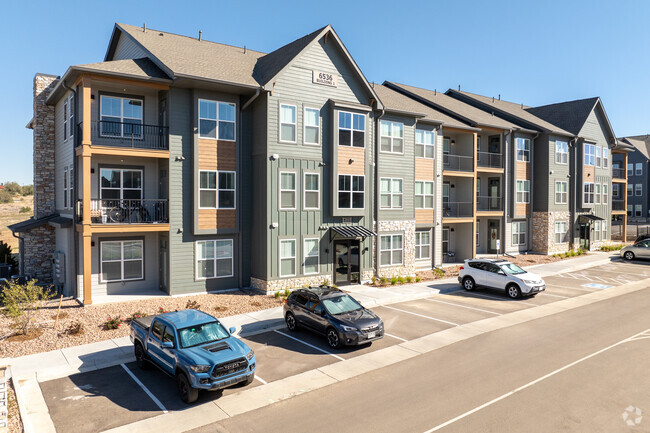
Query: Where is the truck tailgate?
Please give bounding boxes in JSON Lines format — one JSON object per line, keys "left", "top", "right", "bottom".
{"left": 132, "top": 315, "right": 156, "bottom": 331}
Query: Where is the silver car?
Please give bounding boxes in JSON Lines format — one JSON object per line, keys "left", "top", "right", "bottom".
{"left": 458, "top": 259, "right": 546, "bottom": 298}
{"left": 621, "top": 240, "right": 650, "bottom": 260}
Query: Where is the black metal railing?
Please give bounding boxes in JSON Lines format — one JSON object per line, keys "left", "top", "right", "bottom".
{"left": 477, "top": 152, "right": 503, "bottom": 169}
{"left": 442, "top": 201, "right": 473, "bottom": 218}
{"left": 477, "top": 196, "right": 503, "bottom": 211}
{"left": 76, "top": 121, "right": 169, "bottom": 150}
{"left": 612, "top": 199, "right": 625, "bottom": 211}
{"left": 612, "top": 167, "right": 626, "bottom": 180}
{"left": 77, "top": 199, "right": 168, "bottom": 224}
{"left": 443, "top": 154, "right": 474, "bottom": 172}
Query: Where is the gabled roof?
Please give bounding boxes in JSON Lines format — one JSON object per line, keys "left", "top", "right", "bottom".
{"left": 8, "top": 214, "right": 72, "bottom": 233}
{"left": 526, "top": 97, "right": 600, "bottom": 136}
{"left": 386, "top": 82, "right": 523, "bottom": 132}
{"left": 620, "top": 136, "right": 650, "bottom": 159}
{"left": 446, "top": 89, "right": 574, "bottom": 136}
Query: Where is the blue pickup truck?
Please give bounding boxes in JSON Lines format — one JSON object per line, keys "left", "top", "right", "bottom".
{"left": 130, "top": 309, "right": 256, "bottom": 403}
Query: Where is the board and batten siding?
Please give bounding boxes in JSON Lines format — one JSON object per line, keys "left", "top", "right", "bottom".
{"left": 547, "top": 134, "right": 571, "bottom": 212}
{"left": 54, "top": 90, "right": 75, "bottom": 215}
{"left": 112, "top": 33, "right": 150, "bottom": 61}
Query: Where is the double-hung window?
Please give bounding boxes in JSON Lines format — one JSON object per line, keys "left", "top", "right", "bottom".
{"left": 583, "top": 182, "right": 595, "bottom": 204}
{"left": 415, "top": 181, "right": 434, "bottom": 209}
{"left": 628, "top": 163, "right": 633, "bottom": 177}
{"left": 603, "top": 148, "right": 609, "bottom": 168}
{"left": 101, "top": 240, "right": 143, "bottom": 282}
{"left": 554, "top": 221, "right": 568, "bottom": 244}
{"left": 280, "top": 239, "right": 296, "bottom": 277}
{"left": 303, "top": 173, "right": 320, "bottom": 210}
{"left": 280, "top": 104, "right": 297, "bottom": 142}
{"left": 380, "top": 178, "right": 403, "bottom": 209}
{"left": 594, "top": 221, "right": 601, "bottom": 241}
{"left": 627, "top": 184, "right": 633, "bottom": 196}
{"left": 635, "top": 205, "right": 642, "bottom": 217}
{"left": 100, "top": 168, "right": 142, "bottom": 201}
{"left": 199, "top": 171, "right": 235, "bottom": 209}
{"left": 595, "top": 183, "right": 601, "bottom": 205}
{"left": 555, "top": 140, "right": 568, "bottom": 164}
{"left": 338, "top": 175, "right": 364, "bottom": 209}
{"left": 512, "top": 221, "right": 526, "bottom": 246}
{"left": 415, "top": 129, "right": 435, "bottom": 158}
{"left": 380, "top": 234, "right": 403, "bottom": 266}
{"left": 595, "top": 147, "right": 602, "bottom": 167}
{"left": 516, "top": 138, "right": 530, "bottom": 162}
{"left": 303, "top": 238, "right": 319, "bottom": 275}
{"left": 68, "top": 168, "right": 74, "bottom": 209}
{"left": 602, "top": 184, "right": 608, "bottom": 204}
{"left": 63, "top": 167, "right": 69, "bottom": 208}
{"left": 101, "top": 95, "right": 143, "bottom": 138}
{"left": 199, "top": 100, "right": 236, "bottom": 140}
{"left": 338, "top": 111, "right": 365, "bottom": 147}
{"left": 63, "top": 97, "right": 69, "bottom": 141}
{"left": 380, "top": 121, "right": 404, "bottom": 153}
{"left": 68, "top": 94, "right": 74, "bottom": 140}
{"left": 415, "top": 230, "right": 431, "bottom": 260}
{"left": 516, "top": 180, "right": 530, "bottom": 203}
{"left": 584, "top": 144, "right": 595, "bottom": 166}
{"left": 304, "top": 107, "right": 320, "bottom": 145}
{"left": 636, "top": 184, "right": 643, "bottom": 196}
{"left": 636, "top": 163, "right": 643, "bottom": 176}
{"left": 555, "top": 181, "right": 567, "bottom": 204}
{"left": 280, "top": 172, "right": 296, "bottom": 210}
{"left": 602, "top": 221, "right": 607, "bottom": 239}
{"left": 196, "top": 239, "right": 233, "bottom": 279}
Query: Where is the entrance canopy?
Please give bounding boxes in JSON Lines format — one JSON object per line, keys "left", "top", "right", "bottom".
{"left": 578, "top": 214, "right": 605, "bottom": 223}
{"left": 330, "top": 225, "right": 377, "bottom": 240}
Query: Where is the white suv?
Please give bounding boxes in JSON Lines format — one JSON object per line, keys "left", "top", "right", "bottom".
{"left": 458, "top": 259, "right": 546, "bottom": 298}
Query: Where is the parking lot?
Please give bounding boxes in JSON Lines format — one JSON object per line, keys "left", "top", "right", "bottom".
{"left": 38, "top": 258, "right": 646, "bottom": 433}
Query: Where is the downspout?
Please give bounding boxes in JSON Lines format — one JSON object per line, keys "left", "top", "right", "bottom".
{"left": 374, "top": 107, "right": 385, "bottom": 278}
{"left": 10, "top": 230, "right": 24, "bottom": 276}
{"left": 61, "top": 80, "right": 77, "bottom": 296}
{"left": 503, "top": 129, "right": 512, "bottom": 256}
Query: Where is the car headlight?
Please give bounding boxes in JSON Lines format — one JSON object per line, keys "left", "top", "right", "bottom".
{"left": 340, "top": 325, "right": 357, "bottom": 332}
{"left": 521, "top": 279, "right": 540, "bottom": 285}
{"left": 190, "top": 364, "right": 211, "bottom": 373}
{"left": 246, "top": 349, "right": 254, "bottom": 360}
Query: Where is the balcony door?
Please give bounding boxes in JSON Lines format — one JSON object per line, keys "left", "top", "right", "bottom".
{"left": 488, "top": 177, "right": 500, "bottom": 210}
{"left": 488, "top": 135, "right": 500, "bottom": 153}
{"left": 488, "top": 220, "right": 500, "bottom": 253}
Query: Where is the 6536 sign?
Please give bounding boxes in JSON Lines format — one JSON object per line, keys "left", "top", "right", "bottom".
{"left": 312, "top": 70, "right": 338, "bottom": 87}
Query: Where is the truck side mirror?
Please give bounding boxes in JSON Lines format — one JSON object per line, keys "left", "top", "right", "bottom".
{"left": 229, "top": 326, "right": 236, "bottom": 334}
{"left": 162, "top": 341, "right": 174, "bottom": 349}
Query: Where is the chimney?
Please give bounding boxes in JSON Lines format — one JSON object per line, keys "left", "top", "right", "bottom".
{"left": 498, "top": 94, "right": 501, "bottom": 100}
{"left": 143, "top": 23, "right": 146, "bottom": 32}
{"left": 198, "top": 30, "right": 202, "bottom": 41}
{"left": 32, "top": 73, "right": 58, "bottom": 219}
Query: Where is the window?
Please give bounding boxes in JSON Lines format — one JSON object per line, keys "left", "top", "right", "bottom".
{"left": 602, "top": 183, "right": 608, "bottom": 204}
{"left": 415, "top": 230, "right": 430, "bottom": 260}
{"left": 516, "top": 138, "right": 530, "bottom": 162}
{"left": 280, "top": 172, "right": 296, "bottom": 210}
{"left": 338, "top": 175, "right": 364, "bottom": 209}
{"left": 636, "top": 184, "right": 643, "bottom": 196}
{"left": 199, "top": 171, "right": 235, "bottom": 209}
{"left": 415, "top": 181, "right": 434, "bottom": 209}
{"left": 584, "top": 144, "right": 595, "bottom": 166}
{"left": 583, "top": 182, "right": 594, "bottom": 204}
{"left": 69, "top": 168, "right": 74, "bottom": 209}
{"left": 516, "top": 180, "right": 530, "bottom": 203}
{"left": 555, "top": 181, "right": 568, "bottom": 204}
{"left": 595, "top": 146, "right": 602, "bottom": 167}
{"left": 635, "top": 205, "right": 642, "bottom": 217}
{"left": 100, "top": 95, "right": 143, "bottom": 137}
{"left": 218, "top": 172, "right": 236, "bottom": 208}
{"left": 476, "top": 221, "right": 480, "bottom": 246}
{"left": 554, "top": 221, "right": 568, "bottom": 244}
{"left": 280, "top": 104, "right": 297, "bottom": 142}
{"left": 595, "top": 183, "right": 601, "bottom": 205}
{"left": 555, "top": 140, "right": 568, "bottom": 164}
{"left": 304, "top": 107, "right": 320, "bottom": 145}
{"left": 636, "top": 163, "right": 643, "bottom": 176}
{"left": 476, "top": 178, "right": 481, "bottom": 200}
{"left": 338, "top": 111, "right": 365, "bottom": 147}
{"left": 627, "top": 184, "right": 633, "bottom": 196}
{"left": 628, "top": 163, "right": 633, "bottom": 176}
{"left": 415, "top": 129, "right": 435, "bottom": 158}
{"left": 512, "top": 221, "right": 526, "bottom": 245}
{"left": 303, "top": 173, "right": 320, "bottom": 210}
{"left": 280, "top": 239, "right": 296, "bottom": 277}
{"left": 603, "top": 148, "right": 609, "bottom": 168}
{"left": 196, "top": 239, "right": 233, "bottom": 279}
{"left": 303, "top": 238, "right": 319, "bottom": 275}
{"left": 380, "top": 234, "right": 403, "bottom": 266}
{"left": 602, "top": 221, "right": 607, "bottom": 239}
{"left": 594, "top": 221, "right": 601, "bottom": 241}
{"left": 100, "top": 240, "right": 143, "bottom": 282}
{"left": 152, "top": 321, "right": 163, "bottom": 341}
{"left": 198, "top": 100, "right": 235, "bottom": 140}
{"left": 380, "top": 121, "right": 404, "bottom": 153}
{"left": 100, "top": 168, "right": 142, "bottom": 200}
{"left": 63, "top": 167, "right": 69, "bottom": 209}
{"left": 628, "top": 204, "right": 632, "bottom": 216}
{"left": 63, "top": 96, "right": 69, "bottom": 141}
{"left": 380, "top": 178, "right": 403, "bottom": 209}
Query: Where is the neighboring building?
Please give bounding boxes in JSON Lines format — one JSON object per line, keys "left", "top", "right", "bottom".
{"left": 617, "top": 136, "right": 649, "bottom": 224}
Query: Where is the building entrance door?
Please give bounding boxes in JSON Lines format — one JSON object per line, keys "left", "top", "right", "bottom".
{"left": 579, "top": 223, "right": 590, "bottom": 250}
{"left": 334, "top": 240, "right": 360, "bottom": 285}
{"left": 488, "top": 220, "right": 499, "bottom": 253}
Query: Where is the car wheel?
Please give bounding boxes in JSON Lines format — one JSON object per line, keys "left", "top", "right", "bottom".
{"left": 506, "top": 284, "right": 521, "bottom": 299}
{"left": 462, "top": 276, "right": 475, "bottom": 291}
{"left": 285, "top": 312, "right": 299, "bottom": 331}
{"left": 134, "top": 342, "right": 149, "bottom": 370}
{"left": 326, "top": 328, "right": 341, "bottom": 349}
{"left": 177, "top": 372, "right": 199, "bottom": 404}
{"left": 624, "top": 251, "right": 635, "bottom": 261}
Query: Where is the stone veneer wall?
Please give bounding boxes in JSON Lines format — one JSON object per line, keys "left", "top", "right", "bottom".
{"left": 532, "top": 211, "right": 572, "bottom": 254}
{"left": 23, "top": 225, "right": 55, "bottom": 282}
{"left": 375, "top": 220, "right": 416, "bottom": 278}
{"left": 250, "top": 274, "right": 332, "bottom": 294}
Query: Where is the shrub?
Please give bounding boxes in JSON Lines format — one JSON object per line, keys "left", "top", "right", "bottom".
{"left": 2, "top": 182, "right": 22, "bottom": 195}
{"left": 65, "top": 320, "right": 84, "bottom": 336}
{"left": 433, "top": 268, "right": 444, "bottom": 278}
{"left": 274, "top": 291, "right": 281, "bottom": 298}
{"left": 0, "top": 240, "right": 18, "bottom": 270}
{"left": 185, "top": 300, "right": 200, "bottom": 310}
{"left": 380, "top": 276, "right": 388, "bottom": 285}
{"left": 102, "top": 316, "right": 122, "bottom": 330}
{"left": 390, "top": 276, "right": 398, "bottom": 285}
{"left": 129, "top": 311, "right": 148, "bottom": 321}
{"left": 415, "top": 276, "right": 422, "bottom": 283}
{"left": 157, "top": 307, "right": 169, "bottom": 314}
{"left": 564, "top": 252, "right": 570, "bottom": 258}
{"left": 0, "top": 279, "right": 54, "bottom": 335}
{"left": 19, "top": 206, "right": 31, "bottom": 213}
{"left": 371, "top": 276, "right": 377, "bottom": 285}
{"left": 576, "top": 249, "right": 583, "bottom": 256}
{"left": 397, "top": 276, "right": 405, "bottom": 284}
{"left": 570, "top": 250, "right": 576, "bottom": 257}
{"left": 406, "top": 276, "right": 413, "bottom": 283}
{"left": 21, "top": 185, "right": 34, "bottom": 196}
{"left": 284, "top": 289, "right": 291, "bottom": 296}
{"left": 322, "top": 279, "right": 330, "bottom": 286}
{"left": 0, "top": 189, "right": 11, "bottom": 204}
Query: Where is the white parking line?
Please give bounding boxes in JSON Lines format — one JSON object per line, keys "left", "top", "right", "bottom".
{"left": 385, "top": 332, "right": 408, "bottom": 342}
{"left": 461, "top": 292, "right": 539, "bottom": 307}
{"left": 424, "top": 298, "right": 502, "bottom": 316}
{"left": 539, "top": 293, "right": 569, "bottom": 299}
{"left": 382, "top": 305, "right": 460, "bottom": 327}
{"left": 273, "top": 330, "right": 345, "bottom": 361}
{"left": 254, "top": 375, "right": 268, "bottom": 385}
{"left": 120, "top": 364, "right": 168, "bottom": 414}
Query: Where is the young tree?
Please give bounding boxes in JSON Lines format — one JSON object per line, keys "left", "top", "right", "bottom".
{"left": 0, "top": 279, "right": 54, "bottom": 335}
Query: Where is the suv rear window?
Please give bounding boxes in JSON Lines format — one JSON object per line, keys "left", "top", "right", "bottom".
{"left": 294, "top": 294, "right": 309, "bottom": 306}
{"left": 468, "top": 262, "right": 486, "bottom": 270}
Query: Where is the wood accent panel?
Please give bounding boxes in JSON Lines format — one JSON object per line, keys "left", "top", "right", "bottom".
{"left": 89, "top": 224, "right": 170, "bottom": 234}
{"left": 415, "top": 159, "right": 435, "bottom": 181}
{"left": 583, "top": 165, "right": 595, "bottom": 180}
{"left": 198, "top": 139, "right": 236, "bottom": 171}
{"left": 515, "top": 203, "right": 529, "bottom": 216}
{"left": 77, "top": 145, "right": 169, "bottom": 159}
{"left": 81, "top": 77, "right": 92, "bottom": 146}
{"left": 75, "top": 73, "right": 169, "bottom": 90}
{"left": 337, "top": 146, "right": 365, "bottom": 175}
{"left": 198, "top": 209, "right": 236, "bottom": 230}
{"left": 415, "top": 209, "right": 434, "bottom": 225}
{"left": 515, "top": 161, "right": 530, "bottom": 180}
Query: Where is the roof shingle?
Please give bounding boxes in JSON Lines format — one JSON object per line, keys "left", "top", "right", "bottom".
{"left": 526, "top": 97, "right": 600, "bottom": 136}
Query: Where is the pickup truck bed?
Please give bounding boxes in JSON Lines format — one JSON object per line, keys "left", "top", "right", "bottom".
{"left": 132, "top": 315, "right": 155, "bottom": 331}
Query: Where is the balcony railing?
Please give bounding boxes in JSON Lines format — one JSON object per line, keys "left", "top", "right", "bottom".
{"left": 612, "top": 167, "right": 626, "bottom": 180}
{"left": 77, "top": 121, "right": 169, "bottom": 150}
{"left": 443, "top": 154, "right": 474, "bottom": 172}
{"left": 77, "top": 199, "right": 169, "bottom": 224}
{"left": 477, "top": 152, "right": 503, "bottom": 169}
{"left": 612, "top": 199, "right": 625, "bottom": 211}
{"left": 477, "top": 196, "right": 503, "bottom": 211}
{"left": 442, "top": 201, "right": 473, "bottom": 218}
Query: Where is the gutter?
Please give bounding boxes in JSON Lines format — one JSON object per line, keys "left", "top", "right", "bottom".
{"left": 61, "top": 79, "right": 78, "bottom": 298}
{"left": 10, "top": 230, "right": 24, "bottom": 276}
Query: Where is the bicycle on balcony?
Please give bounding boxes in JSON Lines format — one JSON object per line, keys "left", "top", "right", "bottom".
{"left": 105, "top": 200, "right": 151, "bottom": 223}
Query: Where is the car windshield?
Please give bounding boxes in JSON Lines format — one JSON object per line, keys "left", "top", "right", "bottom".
{"left": 322, "top": 294, "right": 363, "bottom": 315}
{"left": 178, "top": 321, "right": 229, "bottom": 348}
{"left": 500, "top": 263, "right": 526, "bottom": 275}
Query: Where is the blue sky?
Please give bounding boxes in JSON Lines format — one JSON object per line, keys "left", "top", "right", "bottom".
{"left": 2, "top": 0, "right": 648, "bottom": 185}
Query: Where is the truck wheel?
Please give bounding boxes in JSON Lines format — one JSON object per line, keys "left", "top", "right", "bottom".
{"left": 177, "top": 372, "right": 199, "bottom": 404}
{"left": 134, "top": 342, "right": 149, "bottom": 370}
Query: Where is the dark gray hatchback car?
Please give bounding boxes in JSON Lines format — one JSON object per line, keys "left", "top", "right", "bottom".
{"left": 283, "top": 286, "right": 384, "bottom": 348}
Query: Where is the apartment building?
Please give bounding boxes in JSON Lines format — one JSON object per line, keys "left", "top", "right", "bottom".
{"left": 617, "top": 136, "right": 649, "bottom": 222}
{"left": 10, "top": 23, "right": 629, "bottom": 304}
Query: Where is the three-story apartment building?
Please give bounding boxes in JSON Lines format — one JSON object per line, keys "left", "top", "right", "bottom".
{"left": 617, "top": 136, "right": 649, "bottom": 223}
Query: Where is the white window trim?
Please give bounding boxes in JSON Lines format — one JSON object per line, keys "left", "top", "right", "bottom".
{"left": 555, "top": 181, "right": 567, "bottom": 204}
{"left": 636, "top": 184, "right": 643, "bottom": 196}
{"left": 603, "top": 147, "right": 609, "bottom": 168}
{"left": 583, "top": 182, "right": 595, "bottom": 204}
{"left": 63, "top": 167, "right": 69, "bottom": 209}
{"left": 195, "top": 239, "right": 234, "bottom": 280}
{"left": 338, "top": 111, "right": 365, "bottom": 148}
{"left": 595, "top": 146, "right": 602, "bottom": 168}
{"left": 584, "top": 143, "right": 595, "bottom": 166}
{"left": 279, "top": 103, "right": 297, "bottom": 144}
{"left": 415, "top": 181, "right": 434, "bottom": 209}
{"left": 303, "top": 237, "right": 320, "bottom": 275}
{"left": 100, "top": 240, "right": 144, "bottom": 283}
{"left": 602, "top": 183, "right": 608, "bottom": 204}
{"left": 380, "top": 234, "right": 403, "bottom": 267}
{"left": 303, "top": 107, "right": 320, "bottom": 146}
{"left": 380, "top": 177, "right": 403, "bottom": 209}
{"left": 303, "top": 172, "right": 320, "bottom": 211}
{"left": 512, "top": 221, "right": 527, "bottom": 246}
{"left": 68, "top": 167, "right": 74, "bottom": 210}
{"left": 636, "top": 163, "right": 643, "bottom": 176}
{"left": 555, "top": 140, "right": 568, "bottom": 165}
{"left": 380, "top": 120, "right": 405, "bottom": 154}
{"left": 279, "top": 239, "right": 297, "bottom": 277}
{"left": 516, "top": 180, "right": 530, "bottom": 203}
{"left": 415, "top": 230, "right": 431, "bottom": 260}
{"left": 595, "top": 183, "right": 601, "bottom": 205}
{"left": 217, "top": 171, "right": 236, "bottom": 209}
{"left": 100, "top": 95, "right": 144, "bottom": 138}
{"left": 628, "top": 163, "right": 633, "bottom": 176}
{"left": 279, "top": 171, "right": 297, "bottom": 210}
{"left": 415, "top": 129, "right": 435, "bottom": 159}
{"left": 63, "top": 97, "right": 69, "bottom": 141}
{"left": 337, "top": 174, "right": 365, "bottom": 210}
{"left": 554, "top": 221, "right": 568, "bottom": 244}
{"left": 627, "top": 184, "right": 633, "bottom": 196}
{"left": 516, "top": 138, "right": 530, "bottom": 162}
{"left": 198, "top": 99, "right": 237, "bottom": 141}
{"left": 635, "top": 205, "right": 642, "bottom": 217}
{"left": 198, "top": 170, "right": 236, "bottom": 210}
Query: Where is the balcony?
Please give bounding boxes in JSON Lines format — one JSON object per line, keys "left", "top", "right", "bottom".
{"left": 613, "top": 199, "right": 625, "bottom": 212}
{"left": 77, "top": 199, "right": 169, "bottom": 224}
{"left": 477, "top": 152, "right": 503, "bottom": 169}
{"left": 443, "top": 154, "right": 474, "bottom": 172}
{"left": 477, "top": 196, "right": 503, "bottom": 212}
{"left": 442, "top": 201, "right": 473, "bottom": 218}
{"left": 612, "top": 167, "right": 626, "bottom": 180}
{"left": 78, "top": 121, "right": 169, "bottom": 150}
